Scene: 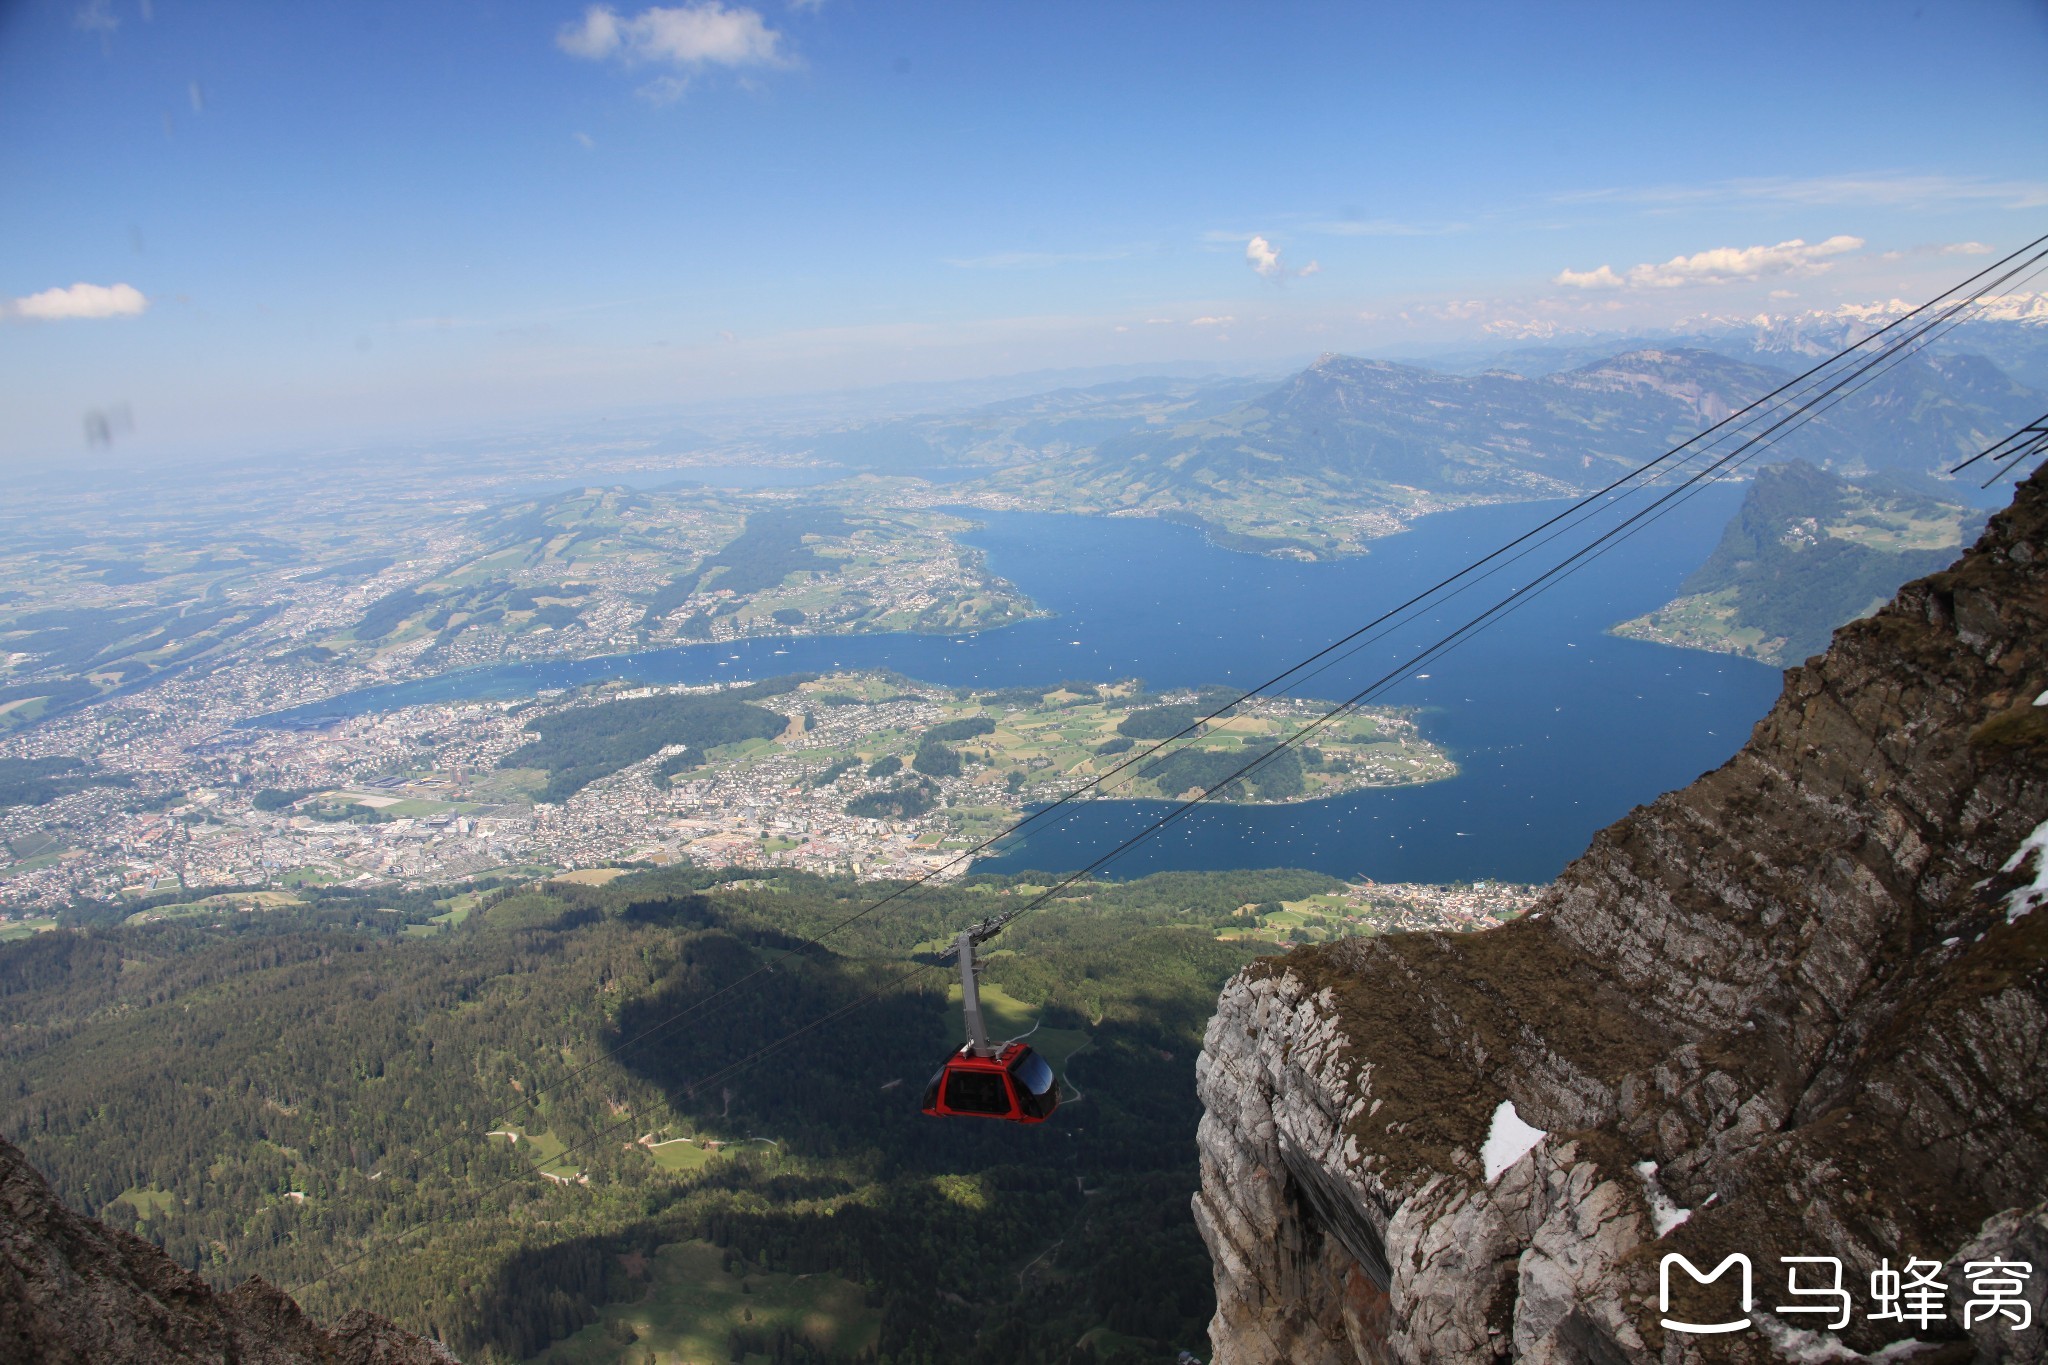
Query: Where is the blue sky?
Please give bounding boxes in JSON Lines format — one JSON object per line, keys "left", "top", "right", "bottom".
{"left": 2, "top": 0, "right": 2045, "bottom": 463}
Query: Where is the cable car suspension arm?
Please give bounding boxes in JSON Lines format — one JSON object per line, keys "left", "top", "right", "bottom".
{"left": 940, "top": 909, "right": 1021, "bottom": 1058}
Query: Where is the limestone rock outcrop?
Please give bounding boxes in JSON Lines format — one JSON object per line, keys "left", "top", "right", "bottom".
{"left": 1195, "top": 466, "right": 2048, "bottom": 1363}
{"left": 0, "top": 1134, "right": 457, "bottom": 1364}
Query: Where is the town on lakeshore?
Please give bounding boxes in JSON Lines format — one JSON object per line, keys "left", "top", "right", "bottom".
{"left": 1, "top": 665, "right": 1486, "bottom": 924}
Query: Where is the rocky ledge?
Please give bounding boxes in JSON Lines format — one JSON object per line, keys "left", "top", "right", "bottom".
{"left": 0, "top": 1133, "right": 456, "bottom": 1364}
{"left": 1195, "top": 465, "right": 2048, "bottom": 1364}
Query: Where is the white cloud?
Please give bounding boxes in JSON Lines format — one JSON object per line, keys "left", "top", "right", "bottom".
{"left": 1245, "top": 235, "right": 1283, "bottom": 279}
{"left": 558, "top": 3, "right": 789, "bottom": 71}
{"left": 1298, "top": 260, "right": 1322, "bottom": 278}
{"left": 11, "top": 281, "right": 148, "bottom": 320}
{"left": 1188, "top": 315, "right": 1234, "bottom": 327}
{"left": 1944, "top": 240, "right": 1994, "bottom": 255}
{"left": 573, "top": 130, "right": 596, "bottom": 148}
{"left": 635, "top": 4, "right": 783, "bottom": 64}
{"left": 1556, "top": 236, "right": 1864, "bottom": 290}
{"left": 558, "top": 5, "right": 623, "bottom": 56}
{"left": 1555, "top": 264, "right": 1624, "bottom": 290}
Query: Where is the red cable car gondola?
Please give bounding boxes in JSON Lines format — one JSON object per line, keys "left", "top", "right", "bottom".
{"left": 921, "top": 926, "right": 1060, "bottom": 1124}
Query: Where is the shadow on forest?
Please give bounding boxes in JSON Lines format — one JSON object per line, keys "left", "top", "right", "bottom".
{"left": 462, "top": 878, "right": 1243, "bottom": 1363}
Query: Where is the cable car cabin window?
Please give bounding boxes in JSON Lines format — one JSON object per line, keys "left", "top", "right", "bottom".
{"left": 943, "top": 1067, "right": 1012, "bottom": 1116}
{"left": 1009, "top": 1051, "right": 1059, "bottom": 1119}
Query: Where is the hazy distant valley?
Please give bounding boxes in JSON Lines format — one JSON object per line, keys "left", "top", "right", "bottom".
{"left": 2, "top": 310, "right": 2044, "bottom": 917}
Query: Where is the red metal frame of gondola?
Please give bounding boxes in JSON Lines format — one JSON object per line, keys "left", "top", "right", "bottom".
{"left": 920, "top": 1042, "right": 1056, "bottom": 1123}
{"left": 921, "top": 925, "right": 1061, "bottom": 1124}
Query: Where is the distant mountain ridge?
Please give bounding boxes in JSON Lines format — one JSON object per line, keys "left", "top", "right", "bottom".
{"left": 1457, "top": 296, "right": 2048, "bottom": 391}
{"left": 983, "top": 344, "right": 2042, "bottom": 556}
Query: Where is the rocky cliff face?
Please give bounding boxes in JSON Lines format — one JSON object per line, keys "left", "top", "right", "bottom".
{"left": 1196, "top": 466, "right": 2048, "bottom": 1363}
{"left": 0, "top": 1134, "right": 456, "bottom": 1364}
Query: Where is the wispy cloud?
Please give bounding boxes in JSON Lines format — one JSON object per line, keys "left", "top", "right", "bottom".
{"left": 946, "top": 248, "right": 1134, "bottom": 270}
{"left": 1209, "top": 216, "right": 1460, "bottom": 243}
{"left": 1880, "top": 240, "right": 1994, "bottom": 262}
{"left": 73, "top": 0, "right": 119, "bottom": 34}
{"left": 393, "top": 298, "right": 634, "bottom": 332}
{"left": 1556, "top": 235, "right": 1864, "bottom": 290}
{"left": 558, "top": 3, "right": 793, "bottom": 97}
{"left": 1554, "top": 172, "right": 2048, "bottom": 212}
{"left": 1188, "top": 315, "right": 1234, "bottom": 327}
{"left": 10, "top": 281, "right": 148, "bottom": 320}
{"left": 1301, "top": 217, "right": 1462, "bottom": 237}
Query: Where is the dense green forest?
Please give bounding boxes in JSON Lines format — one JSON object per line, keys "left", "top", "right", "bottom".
{"left": 641, "top": 508, "right": 855, "bottom": 627}
{"left": 1114, "top": 688, "right": 1242, "bottom": 743}
{"left": 844, "top": 780, "right": 940, "bottom": 819}
{"left": 503, "top": 676, "right": 812, "bottom": 802}
{"left": 1136, "top": 743, "right": 1306, "bottom": 801}
{"left": 910, "top": 737, "right": 965, "bottom": 778}
{"left": 356, "top": 586, "right": 431, "bottom": 640}
{"left": 0, "top": 863, "right": 1346, "bottom": 1363}
{"left": 695, "top": 509, "right": 852, "bottom": 597}
{"left": 0, "top": 599, "right": 279, "bottom": 711}
{"left": 0, "top": 755, "right": 130, "bottom": 808}
{"left": 924, "top": 717, "right": 998, "bottom": 744}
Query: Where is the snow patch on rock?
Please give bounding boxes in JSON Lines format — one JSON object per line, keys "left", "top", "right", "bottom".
{"left": 1481, "top": 1099, "right": 1545, "bottom": 1182}
{"left": 1630, "top": 1160, "right": 1691, "bottom": 1236}
{"left": 2001, "top": 816, "right": 2048, "bottom": 923}
{"left": 1755, "top": 1312, "right": 1861, "bottom": 1363}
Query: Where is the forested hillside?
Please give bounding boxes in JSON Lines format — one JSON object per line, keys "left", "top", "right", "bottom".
{"left": 1611, "top": 459, "right": 1984, "bottom": 664}
{"left": 0, "top": 864, "right": 1339, "bottom": 1364}
{"left": 503, "top": 675, "right": 811, "bottom": 801}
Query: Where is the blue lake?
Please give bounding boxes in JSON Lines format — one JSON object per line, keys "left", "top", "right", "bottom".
{"left": 255, "top": 486, "right": 1784, "bottom": 885}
